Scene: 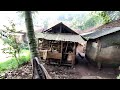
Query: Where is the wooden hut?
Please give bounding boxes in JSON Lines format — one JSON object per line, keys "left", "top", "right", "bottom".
{"left": 35, "top": 22, "right": 85, "bottom": 66}
{"left": 82, "top": 20, "right": 120, "bottom": 68}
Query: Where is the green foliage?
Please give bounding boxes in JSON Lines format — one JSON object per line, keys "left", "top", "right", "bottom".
{"left": 70, "top": 14, "right": 88, "bottom": 30}
{"left": 82, "top": 11, "right": 111, "bottom": 30}
{"left": 70, "top": 11, "right": 111, "bottom": 30}
{"left": 79, "top": 11, "right": 111, "bottom": 30}
{"left": 20, "top": 43, "right": 29, "bottom": 50}
{"left": 98, "top": 11, "right": 111, "bottom": 24}
{"left": 0, "top": 50, "right": 30, "bottom": 73}
{"left": 1, "top": 21, "right": 24, "bottom": 65}
{"left": 82, "top": 15, "right": 103, "bottom": 30}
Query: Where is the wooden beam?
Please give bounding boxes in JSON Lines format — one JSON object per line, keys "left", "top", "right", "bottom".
{"left": 72, "top": 42, "right": 76, "bottom": 66}
{"left": 65, "top": 41, "right": 68, "bottom": 53}
{"left": 74, "top": 42, "right": 76, "bottom": 54}
{"left": 60, "top": 41, "right": 63, "bottom": 65}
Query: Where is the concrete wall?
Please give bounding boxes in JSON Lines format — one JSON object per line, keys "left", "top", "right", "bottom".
{"left": 86, "top": 39, "right": 98, "bottom": 62}
{"left": 86, "top": 31, "right": 120, "bottom": 65}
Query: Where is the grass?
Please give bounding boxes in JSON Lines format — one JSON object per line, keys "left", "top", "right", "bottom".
{"left": 0, "top": 49, "right": 30, "bottom": 73}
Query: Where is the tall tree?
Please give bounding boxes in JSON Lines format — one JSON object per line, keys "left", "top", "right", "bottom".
{"left": 24, "top": 11, "right": 51, "bottom": 79}
{"left": 98, "top": 11, "right": 111, "bottom": 24}
{"left": 79, "top": 11, "right": 111, "bottom": 30}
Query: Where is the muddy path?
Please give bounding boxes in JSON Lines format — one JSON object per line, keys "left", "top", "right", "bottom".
{"left": 1, "top": 62, "right": 120, "bottom": 79}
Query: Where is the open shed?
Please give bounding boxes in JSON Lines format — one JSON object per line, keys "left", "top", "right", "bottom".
{"left": 35, "top": 22, "right": 85, "bottom": 66}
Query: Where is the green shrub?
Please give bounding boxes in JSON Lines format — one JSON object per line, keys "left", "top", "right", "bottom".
{"left": 20, "top": 42, "right": 29, "bottom": 50}
{"left": 0, "top": 49, "right": 30, "bottom": 73}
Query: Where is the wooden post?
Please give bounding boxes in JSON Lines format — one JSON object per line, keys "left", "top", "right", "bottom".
{"left": 60, "top": 41, "right": 63, "bottom": 65}
{"left": 72, "top": 42, "right": 76, "bottom": 66}
{"left": 65, "top": 41, "right": 68, "bottom": 53}
{"left": 48, "top": 40, "right": 50, "bottom": 50}
{"left": 74, "top": 42, "right": 76, "bottom": 54}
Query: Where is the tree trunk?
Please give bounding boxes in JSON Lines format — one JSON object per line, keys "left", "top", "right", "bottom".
{"left": 14, "top": 53, "right": 19, "bottom": 67}
{"left": 25, "top": 11, "right": 51, "bottom": 79}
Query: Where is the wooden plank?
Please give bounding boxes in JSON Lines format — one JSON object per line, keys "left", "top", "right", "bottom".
{"left": 47, "top": 51, "right": 62, "bottom": 59}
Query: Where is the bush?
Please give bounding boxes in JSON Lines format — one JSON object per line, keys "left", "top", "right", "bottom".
{"left": 0, "top": 49, "right": 30, "bottom": 73}
{"left": 20, "top": 43, "right": 29, "bottom": 50}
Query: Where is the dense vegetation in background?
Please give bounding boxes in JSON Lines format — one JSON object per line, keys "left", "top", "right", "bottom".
{"left": 17, "top": 11, "right": 120, "bottom": 32}
{"left": 56, "top": 11, "right": 112, "bottom": 30}
{"left": 55, "top": 11, "right": 120, "bottom": 30}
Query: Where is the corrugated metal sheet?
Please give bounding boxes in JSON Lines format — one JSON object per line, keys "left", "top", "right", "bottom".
{"left": 35, "top": 32, "right": 85, "bottom": 44}
{"left": 82, "top": 27, "right": 120, "bottom": 40}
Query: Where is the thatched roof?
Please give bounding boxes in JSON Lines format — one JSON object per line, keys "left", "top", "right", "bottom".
{"left": 35, "top": 32, "right": 85, "bottom": 44}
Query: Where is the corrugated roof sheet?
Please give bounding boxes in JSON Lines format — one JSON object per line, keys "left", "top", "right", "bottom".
{"left": 35, "top": 32, "right": 85, "bottom": 44}
{"left": 82, "top": 27, "right": 120, "bottom": 40}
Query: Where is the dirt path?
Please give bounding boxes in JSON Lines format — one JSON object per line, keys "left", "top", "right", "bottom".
{"left": 1, "top": 62, "right": 119, "bottom": 79}
{"left": 44, "top": 64, "right": 119, "bottom": 79}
